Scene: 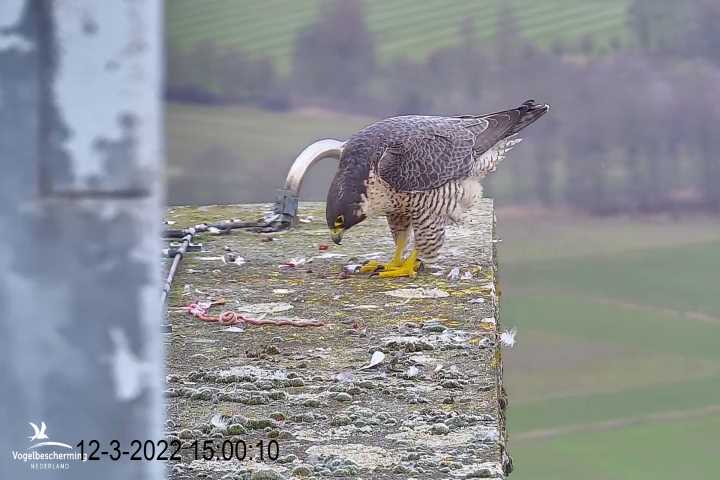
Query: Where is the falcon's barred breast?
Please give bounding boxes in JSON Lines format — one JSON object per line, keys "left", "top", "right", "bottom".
{"left": 326, "top": 100, "right": 549, "bottom": 278}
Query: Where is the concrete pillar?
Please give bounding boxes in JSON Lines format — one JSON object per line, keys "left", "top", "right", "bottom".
{"left": 0, "top": 1, "right": 164, "bottom": 478}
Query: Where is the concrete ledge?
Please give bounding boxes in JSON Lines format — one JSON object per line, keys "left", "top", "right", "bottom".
{"left": 165, "top": 199, "right": 510, "bottom": 479}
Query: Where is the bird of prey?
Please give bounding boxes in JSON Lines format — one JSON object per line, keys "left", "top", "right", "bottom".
{"left": 326, "top": 100, "right": 549, "bottom": 278}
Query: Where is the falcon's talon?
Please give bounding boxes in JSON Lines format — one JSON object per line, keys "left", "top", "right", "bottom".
{"left": 359, "top": 251, "right": 405, "bottom": 273}
{"left": 376, "top": 250, "right": 420, "bottom": 279}
{"left": 377, "top": 263, "right": 419, "bottom": 278}
{"left": 359, "top": 259, "right": 383, "bottom": 273}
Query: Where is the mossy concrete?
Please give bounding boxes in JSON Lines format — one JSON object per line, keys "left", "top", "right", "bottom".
{"left": 165, "top": 199, "right": 510, "bottom": 479}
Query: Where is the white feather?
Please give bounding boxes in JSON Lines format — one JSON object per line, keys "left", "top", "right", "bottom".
{"left": 500, "top": 328, "right": 517, "bottom": 348}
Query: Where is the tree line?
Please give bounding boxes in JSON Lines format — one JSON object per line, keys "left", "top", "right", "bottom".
{"left": 167, "top": 0, "right": 720, "bottom": 214}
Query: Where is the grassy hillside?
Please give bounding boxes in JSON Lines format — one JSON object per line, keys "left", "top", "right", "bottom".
{"left": 167, "top": 0, "right": 630, "bottom": 71}
{"left": 498, "top": 216, "right": 720, "bottom": 479}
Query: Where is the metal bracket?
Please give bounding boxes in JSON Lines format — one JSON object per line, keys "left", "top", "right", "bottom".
{"left": 265, "top": 188, "right": 299, "bottom": 230}
{"left": 163, "top": 242, "right": 202, "bottom": 257}
{"left": 265, "top": 138, "right": 344, "bottom": 231}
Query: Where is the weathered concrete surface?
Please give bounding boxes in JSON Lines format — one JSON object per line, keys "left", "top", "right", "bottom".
{"left": 165, "top": 199, "right": 510, "bottom": 480}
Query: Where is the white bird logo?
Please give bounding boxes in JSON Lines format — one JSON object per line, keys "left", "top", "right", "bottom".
{"left": 29, "top": 422, "right": 48, "bottom": 442}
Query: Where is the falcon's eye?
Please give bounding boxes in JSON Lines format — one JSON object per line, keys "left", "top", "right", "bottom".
{"left": 334, "top": 215, "right": 344, "bottom": 228}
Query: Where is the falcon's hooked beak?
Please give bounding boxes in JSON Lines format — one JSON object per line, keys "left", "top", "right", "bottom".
{"left": 331, "top": 227, "right": 344, "bottom": 245}
{"left": 331, "top": 215, "right": 345, "bottom": 244}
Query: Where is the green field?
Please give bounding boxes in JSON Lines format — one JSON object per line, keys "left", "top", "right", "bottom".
{"left": 498, "top": 215, "right": 720, "bottom": 479}
{"left": 167, "top": 0, "right": 630, "bottom": 71}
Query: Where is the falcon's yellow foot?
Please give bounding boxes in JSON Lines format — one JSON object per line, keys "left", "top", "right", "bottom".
{"left": 359, "top": 257, "right": 404, "bottom": 273}
{"left": 377, "top": 250, "right": 421, "bottom": 279}
{"left": 360, "top": 238, "right": 406, "bottom": 273}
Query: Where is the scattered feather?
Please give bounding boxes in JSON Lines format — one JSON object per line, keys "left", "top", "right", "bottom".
{"left": 500, "top": 328, "right": 517, "bottom": 347}
{"left": 314, "top": 252, "right": 346, "bottom": 259}
{"left": 272, "top": 289, "right": 294, "bottom": 295}
{"left": 385, "top": 287, "right": 450, "bottom": 299}
{"left": 481, "top": 317, "right": 496, "bottom": 325}
{"left": 461, "top": 271, "right": 473, "bottom": 280}
{"left": 299, "top": 216, "right": 313, "bottom": 223}
{"left": 279, "top": 257, "right": 307, "bottom": 269}
{"left": 210, "top": 414, "right": 230, "bottom": 429}
{"left": 343, "top": 264, "right": 362, "bottom": 273}
{"left": 223, "top": 326, "right": 245, "bottom": 333}
{"left": 447, "top": 267, "right": 461, "bottom": 281}
{"left": 469, "top": 297, "right": 485, "bottom": 304}
{"left": 405, "top": 366, "right": 420, "bottom": 378}
{"left": 359, "top": 351, "right": 385, "bottom": 370}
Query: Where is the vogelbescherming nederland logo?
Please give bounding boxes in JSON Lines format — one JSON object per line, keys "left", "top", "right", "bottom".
{"left": 10, "top": 421, "right": 86, "bottom": 471}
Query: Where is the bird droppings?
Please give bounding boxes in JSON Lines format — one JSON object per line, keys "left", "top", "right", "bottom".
{"left": 165, "top": 200, "right": 509, "bottom": 479}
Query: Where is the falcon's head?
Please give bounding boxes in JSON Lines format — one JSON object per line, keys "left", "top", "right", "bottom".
{"left": 326, "top": 170, "right": 367, "bottom": 245}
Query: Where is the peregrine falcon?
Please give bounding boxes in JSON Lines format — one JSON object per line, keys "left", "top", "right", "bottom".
{"left": 326, "top": 100, "right": 549, "bottom": 278}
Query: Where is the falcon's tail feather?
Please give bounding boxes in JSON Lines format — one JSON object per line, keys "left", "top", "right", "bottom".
{"left": 455, "top": 100, "right": 548, "bottom": 159}
{"left": 508, "top": 99, "right": 550, "bottom": 136}
{"left": 477, "top": 99, "right": 549, "bottom": 136}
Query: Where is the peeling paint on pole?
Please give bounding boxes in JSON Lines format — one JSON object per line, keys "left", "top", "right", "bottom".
{"left": 0, "top": 0, "right": 164, "bottom": 478}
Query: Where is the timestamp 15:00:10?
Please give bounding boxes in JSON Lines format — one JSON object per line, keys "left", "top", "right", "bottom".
{"left": 190, "top": 439, "right": 280, "bottom": 461}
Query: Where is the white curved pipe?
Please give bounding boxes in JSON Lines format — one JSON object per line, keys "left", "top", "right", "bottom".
{"left": 284, "top": 139, "right": 345, "bottom": 195}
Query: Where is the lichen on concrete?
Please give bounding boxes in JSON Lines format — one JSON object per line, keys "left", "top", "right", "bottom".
{"left": 165, "top": 199, "right": 510, "bottom": 479}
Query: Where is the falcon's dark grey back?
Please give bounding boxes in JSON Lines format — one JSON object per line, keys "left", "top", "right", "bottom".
{"left": 339, "top": 99, "right": 549, "bottom": 193}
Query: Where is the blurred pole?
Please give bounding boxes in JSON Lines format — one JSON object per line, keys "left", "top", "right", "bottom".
{"left": 0, "top": 1, "right": 164, "bottom": 479}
